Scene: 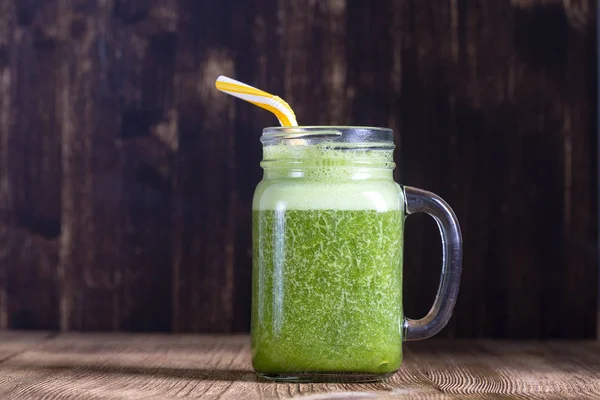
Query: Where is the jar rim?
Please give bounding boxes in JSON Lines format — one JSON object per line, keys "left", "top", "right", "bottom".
{"left": 261, "top": 126, "right": 395, "bottom": 148}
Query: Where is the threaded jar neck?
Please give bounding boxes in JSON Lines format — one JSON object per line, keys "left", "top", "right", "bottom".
{"left": 260, "top": 126, "right": 396, "bottom": 180}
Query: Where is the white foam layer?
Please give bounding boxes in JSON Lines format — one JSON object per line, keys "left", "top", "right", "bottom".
{"left": 253, "top": 180, "right": 403, "bottom": 211}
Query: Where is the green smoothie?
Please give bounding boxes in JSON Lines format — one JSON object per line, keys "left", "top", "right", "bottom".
{"left": 251, "top": 144, "right": 404, "bottom": 376}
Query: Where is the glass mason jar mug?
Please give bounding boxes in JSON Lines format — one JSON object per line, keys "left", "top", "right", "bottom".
{"left": 251, "top": 126, "right": 462, "bottom": 382}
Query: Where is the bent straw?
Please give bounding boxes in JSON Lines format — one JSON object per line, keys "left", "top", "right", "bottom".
{"left": 215, "top": 75, "right": 298, "bottom": 127}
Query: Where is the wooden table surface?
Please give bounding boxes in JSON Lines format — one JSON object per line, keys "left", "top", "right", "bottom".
{"left": 0, "top": 332, "right": 598, "bottom": 399}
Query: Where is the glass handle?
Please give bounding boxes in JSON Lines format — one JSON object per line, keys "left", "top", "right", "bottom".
{"left": 402, "top": 186, "right": 463, "bottom": 341}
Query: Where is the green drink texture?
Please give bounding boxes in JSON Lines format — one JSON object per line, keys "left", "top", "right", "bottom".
{"left": 252, "top": 144, "right": 404, "bottom": 375}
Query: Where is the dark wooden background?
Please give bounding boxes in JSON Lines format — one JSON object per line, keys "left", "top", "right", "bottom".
{"left": 0, "top": 0, "right": 596, "bottom": 338}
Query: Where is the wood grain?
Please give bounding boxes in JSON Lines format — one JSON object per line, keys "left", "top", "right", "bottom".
{"left": 0, "top": 333, "right": 599, "bottom": 399}
{"left": 0, "top": 0, "right": 596, "bottom": 336}
{"left": 0, "top": 331, "right": 51, "bottom": 361}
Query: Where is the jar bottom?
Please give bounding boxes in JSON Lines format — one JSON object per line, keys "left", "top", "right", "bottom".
{"left": 256, "top": 370, "right": 397, "bottom": 383}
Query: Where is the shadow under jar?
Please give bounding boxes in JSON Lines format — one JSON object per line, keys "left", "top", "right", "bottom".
{"left": 251, "top": 127, "right": 462, "bottom": 382}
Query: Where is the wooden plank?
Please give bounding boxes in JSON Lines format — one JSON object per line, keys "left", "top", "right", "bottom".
{"left": 0, "top": 331, "right": 51, "bottom": 360}
{"left": 112, "top": 0, "right": 177, "bottom": 332}
{"left": 229, "top": 0, "right": 265, "bottom": 332}
{"left": 170, "top": 0, "right": 238, "bottom": 332}
{"left": 0, "top": 334, "right": 599, "bottom": 399}
{"left": 8, "top": 0, "right": 64, "bottom": 329}
{"left": 408, "top": 340, "right": 600, "bottom": 399}
{"left": 0, "top": 0, "right": 62, "bottom": 330}
{"left": 0, "top": 0, "right": 16, "bottom": 330}
{"left": 0, "top": 330, "right": 51, "bottom": 399}
{"left": 57, "top": 0, "right": 127, "bottom": 330}
{"left": 556, "top": 0, "right": 597, "bottom": 339}
{"left": 395, "top": 0, "right": 456, "bottom": 335}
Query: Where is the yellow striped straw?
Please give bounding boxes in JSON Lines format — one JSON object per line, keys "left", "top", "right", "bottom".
{"left": 215, "top": 75, "right": 298, "bottom": 127}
